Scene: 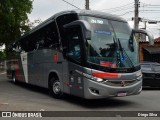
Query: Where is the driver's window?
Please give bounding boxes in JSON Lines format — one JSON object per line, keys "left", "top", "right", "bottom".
{"left": 66, "top": 26, "right": 82, "bottom": 64}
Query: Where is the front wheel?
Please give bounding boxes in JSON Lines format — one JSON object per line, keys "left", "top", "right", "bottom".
{"left": 49, "top": 78, "right": 63, "bottom": 98}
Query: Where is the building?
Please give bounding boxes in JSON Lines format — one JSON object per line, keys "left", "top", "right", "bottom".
{"left": 139, "top": 37, "right": 160, "bottom": 63}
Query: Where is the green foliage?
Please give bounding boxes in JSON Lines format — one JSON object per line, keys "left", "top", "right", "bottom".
{"left": 0, "top": 0, "right": 33, "bottom": 47}
{"left": 0, "top": 51, "right": 6, "bottom": 60}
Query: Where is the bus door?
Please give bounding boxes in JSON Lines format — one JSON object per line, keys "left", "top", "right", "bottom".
{"left": 65, "top": 25, "right": 84, "bottom": 97}
{"left": 28, "top": 51, "right": 35, "bottom": 84}
{"left": 20, "top": 52, "right": 28, "bottom": 83}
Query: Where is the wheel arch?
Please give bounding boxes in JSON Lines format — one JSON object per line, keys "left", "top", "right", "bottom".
{"left": 48, "top": 71, "right": 61, "bottom": 88}
{"left": 48, "top": 71, "right": 64, "bottom": 98}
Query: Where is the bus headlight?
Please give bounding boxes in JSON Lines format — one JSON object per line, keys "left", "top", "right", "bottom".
{"left": 137, "top": 74, "right": 142, "bottom": 81}
{"left": 93, "top": 77, "right": 103, "bottom": 82}
{"left": 81, "top": 72, "right": 104, "bottom": 82}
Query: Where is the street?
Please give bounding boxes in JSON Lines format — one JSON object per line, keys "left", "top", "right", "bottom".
{"left": 0, "top": 72, "right": 160, "bottom": 119}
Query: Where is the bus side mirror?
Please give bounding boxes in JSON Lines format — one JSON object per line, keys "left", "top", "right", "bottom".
{"left": 133, "top": 29, "right": 154, "bottom": 45}
{"left": 85, "top": 30, "right": 91, "bottom": 40}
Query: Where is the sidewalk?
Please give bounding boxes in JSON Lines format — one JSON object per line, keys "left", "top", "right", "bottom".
{"left": 0, "top": 70, "right": 7, "bottom": 81}
{"left": 0, "top": 71, "right": 6, "bottom": 75}
{"left": 0, "top": 69, "right": 6, "bottom": 74}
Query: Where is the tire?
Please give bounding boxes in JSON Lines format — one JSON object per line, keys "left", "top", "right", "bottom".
{"left": 12, "top": 72, "right": 16, "bottom": 83}
{"left": 49, "top": 77, "right": 63, "bottom": 98}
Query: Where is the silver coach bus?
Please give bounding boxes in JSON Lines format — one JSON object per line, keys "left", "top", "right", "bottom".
{"left": 7, "top": 10, "right": 153, "bottom": 99}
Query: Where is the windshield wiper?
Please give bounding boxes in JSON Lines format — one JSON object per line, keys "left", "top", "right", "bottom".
{"left": 117, "top": 38, "right": 134, "bottom": 68}
{"left": 128, "top": 32, "right": 134, "bottom": 52}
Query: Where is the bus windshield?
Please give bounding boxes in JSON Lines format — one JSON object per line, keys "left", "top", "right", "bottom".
{"left": 81, "top": 16, "right": 138, "bottom": 68}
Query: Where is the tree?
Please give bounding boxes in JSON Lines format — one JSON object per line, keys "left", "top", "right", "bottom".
{"left": 0, "top": 0, "right": 33, "bottom": 48}
{"left": 0, "top": 50, "right": 6, "bottom": 60}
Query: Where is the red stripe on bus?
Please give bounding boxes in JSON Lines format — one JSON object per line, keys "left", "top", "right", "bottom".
{"left": 15, "top": 64, "right": 21, "bottom": 80}
{"left": 54, "top": 53, "right": 58, "bottom": 62}
{"left": 92, "top": 72, "right": 121, "bottom": 79}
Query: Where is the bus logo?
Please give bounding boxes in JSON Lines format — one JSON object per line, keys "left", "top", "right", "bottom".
{"left": 121, "top": 80, "right": 126, "bottom": 87}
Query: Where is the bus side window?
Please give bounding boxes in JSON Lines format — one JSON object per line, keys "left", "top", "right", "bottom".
{"left": 66, "top": 26, "right": 82, "bottom": 64}
{"left": 56, "top": 14, "right": 78, "bottom": 50}
{"left": 44, "top": 21, "right": 59, "bottom": 49}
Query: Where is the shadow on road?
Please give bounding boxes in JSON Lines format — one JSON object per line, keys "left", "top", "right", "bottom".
{"left": 142, "top": 87, "right": 160, "bottom": 90}
{"left": 63, "top": 95, "right": 135, "bottom": 109}
{"left": 8, "top": 80, "right": 136, "bottom": 109}
{"left": 9, "top": 80, "right": 49, "bottom": 95}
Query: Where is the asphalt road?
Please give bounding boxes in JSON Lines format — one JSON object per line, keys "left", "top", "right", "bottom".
{"left": 0, "top": 72, "right": 160, "bottom": 120}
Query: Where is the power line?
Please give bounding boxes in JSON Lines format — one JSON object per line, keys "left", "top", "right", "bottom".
{"left": 146, "top": 26, "right": 158, "bottom": 35}
{"left": 140, "top": 10, "right": 160, "bottom": 12}
{"left": 61, "top": 0, "right": 80, "bottom": 9}
{"left": 109, "top": 6, "right": 134, "bottom": 13}
{"left": 99, "top": 2, "right": 134, "bottom": 11}
{"left": 141, "top": 2, "right": 160, "bottom": 7}
{"left": 72, "top": 0, "right": 75, "bottom": 4}
{"left": 141, "top": 6, "right": 160, "bottom": 8}
{"left": 117, "top": 11, "right": 134, "bottom": 16}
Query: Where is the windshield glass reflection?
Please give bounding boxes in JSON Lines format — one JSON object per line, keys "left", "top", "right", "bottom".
{"left": 81, "top": 16, "right": 139, "bottom": 68}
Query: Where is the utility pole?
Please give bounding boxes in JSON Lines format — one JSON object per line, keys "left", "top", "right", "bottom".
{"left": 134, "top": 0, "right": 140, "bottom": 29}
{"left": 85, "top": 0, "right": 89, "bottom": 10}
{"left": 143, "top": 21, "right": 147, "bottom": 29}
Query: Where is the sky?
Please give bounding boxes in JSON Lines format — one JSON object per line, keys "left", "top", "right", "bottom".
{"left": 28, "top": 0, "right": 160, "bottom": 38}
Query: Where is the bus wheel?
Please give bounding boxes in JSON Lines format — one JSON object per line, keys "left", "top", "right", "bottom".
{"left": 49, "top": 78, "right": 63, "bottom": 98}
{"left": 12, "top": 73, "right": 16, "bottom": 83}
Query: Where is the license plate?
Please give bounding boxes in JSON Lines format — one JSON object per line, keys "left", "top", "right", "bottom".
{"left": 117, "top": 92, "right": 127, "bottom": 97}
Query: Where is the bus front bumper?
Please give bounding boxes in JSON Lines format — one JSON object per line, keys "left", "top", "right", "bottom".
{"left": 83, "top": 78, "right": 142, "bottom": 99}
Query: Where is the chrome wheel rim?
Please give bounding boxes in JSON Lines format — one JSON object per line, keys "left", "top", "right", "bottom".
{"left": 13, "top": 76, "right": 16, "bottom": 82}
{"left": 53, "top": 81, "right": 61, "bottom": 94}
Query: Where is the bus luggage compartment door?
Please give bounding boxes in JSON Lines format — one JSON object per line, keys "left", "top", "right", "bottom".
{"left": 68, "top": 62, "right": 84, "bottom": 97}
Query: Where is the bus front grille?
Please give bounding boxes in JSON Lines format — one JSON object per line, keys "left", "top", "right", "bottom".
{"left": 102, "top": 80, "right": 137, "bottom": 87}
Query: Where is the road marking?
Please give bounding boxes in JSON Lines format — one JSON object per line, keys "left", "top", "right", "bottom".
{"left": 1, "top": 103, "right": 9, "bottom": 105}
{"left": 116, "top": 115, "right": 121, "bottom": 117}
{"left": 40, "top": 109, "right": 45, "bottom": 111}
{"left": 0, "top": 72, "right": 6, "bottom": 75}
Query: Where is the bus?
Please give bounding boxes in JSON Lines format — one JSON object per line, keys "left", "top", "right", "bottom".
{"left": 6, "top": 59, "right": 19, "bottom": 79}
{"left": 7, "top": 10, "right": 153, "bottom": 99}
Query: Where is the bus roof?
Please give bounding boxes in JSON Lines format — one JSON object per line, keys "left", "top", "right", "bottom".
{"left": 54, "top": 9, "right": 126, "bottom": 22}
{"left": 37, "top": 9, "right": 127, "bottom": 30}
{"left": 13, "top": 9, "right": 127, "bottom": 43}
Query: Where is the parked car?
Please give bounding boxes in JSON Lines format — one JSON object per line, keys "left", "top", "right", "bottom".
{"left": 140, "top": 62, "right": 160, "bottom": 87}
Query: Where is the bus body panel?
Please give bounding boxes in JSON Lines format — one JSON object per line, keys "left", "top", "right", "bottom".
{"left": 27, "top": 49, "right": 64, "bottom": 88}
{"left": 62, "top": 61, "right": 70, "bottom": 94}
{"left": 66, "top": 62, "right": 85, "bottom": 97}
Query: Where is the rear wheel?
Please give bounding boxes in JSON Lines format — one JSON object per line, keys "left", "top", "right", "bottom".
{"left": 12, "top": 72, "right": 16, "bottom": 83}
{"left": 49, "top": 77, "right": 63, "bottom": 98}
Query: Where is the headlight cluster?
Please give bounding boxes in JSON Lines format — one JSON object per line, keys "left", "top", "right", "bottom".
{"left": 82, "top": 72, "right": 104, "bottom": 82}
{"left": 92, "top": 77, "right": 104, "bottom": 82}
{"left": 137, "top": 74, "right": 142, "bottom": 81}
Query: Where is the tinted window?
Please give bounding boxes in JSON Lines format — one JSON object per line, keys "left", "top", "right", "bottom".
{"left": 56, "top": 13, "right": 78, "bottom": 49}
{"left": 19, "top": 21, "right": 59, "bottom": 52}
{"left": 39, "top": 21, "right": 59, "bottom": 49}
{"left": 66, "top": 26, "right": 82, "bottom": 64}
